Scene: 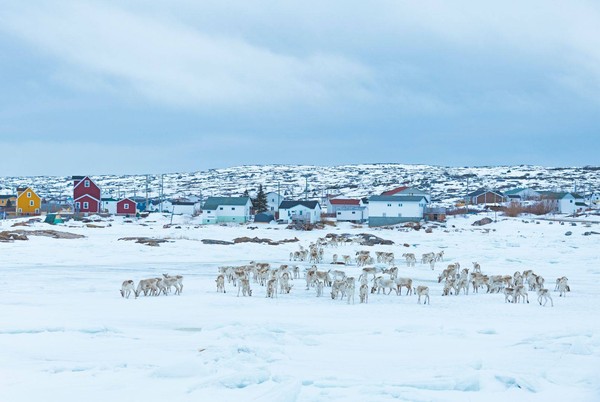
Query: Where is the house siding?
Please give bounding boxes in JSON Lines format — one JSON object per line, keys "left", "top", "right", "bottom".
{"left": 73, "top": 176, "right": 101, "bottom": 213}
{"left": 16, "top": 187, "right": 41, "bottom": 216}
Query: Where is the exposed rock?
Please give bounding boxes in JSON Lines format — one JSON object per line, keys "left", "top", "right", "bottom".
{"left": 233, "top": 236, "right": 300, "bottom": 246}
{"left": 472, "top": 217, "right": 493, "bottom": 226}
{"left": 118, "top": 237, "right": 171, "bottom": 246}
{"left": 1, "top": 229, "right": 85, "bottom": 241}
{"left": 286, "top": 222, "right": 325, "bottom": 231}
{"left": 0, "top": 231, "right": 29, "bottom": 242}
{"left": 564, "top": 231, "right": 572, "bottom": 236}
{"left": 356, "top": 233, "right": 394, "bottom": 246}
{"left": 201, "top": 239, "right": 235, "bottom": 245}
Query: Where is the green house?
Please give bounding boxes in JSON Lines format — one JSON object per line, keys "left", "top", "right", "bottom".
{"left": 201, "top": 197, "right": 253, "bottom": 224}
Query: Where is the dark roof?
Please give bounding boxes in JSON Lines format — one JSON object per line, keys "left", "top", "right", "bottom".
{"left": 254, "top": 212, "right": 275, "bottom": 223}
{"left": 538, "top": 191, "right": 573, "bottom": 199}
{"left": 369, "top": 195, "right": 427, "bottom": 202}
{"left": 279, "top": 200, "right": 320, "bottom": 210}
{"left": 202, "top": 196, "right": 251, "bottom": 210}
{"left": 329, "top": 199, "right": 360, "bottom": 205}
{"left": 172, "top": 201, "right": 196, "bottom": 206}
{"left": 0, "top": 195, "right": 16, "bottom": 199}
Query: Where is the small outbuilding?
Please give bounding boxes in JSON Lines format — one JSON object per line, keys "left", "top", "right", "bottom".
{"left": 117, "top": 198, "right": 137, "bottom": 216}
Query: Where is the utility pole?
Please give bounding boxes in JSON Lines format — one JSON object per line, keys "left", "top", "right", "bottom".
{"left": 304, "top": 175, "right": 309, "bottom": 201}
{"left": 160, "top": 174, "right": 164, "bottom": 213}
{"left": 465, "top": 177, "right": 470, "bottom": 216}
{"left": 145, "top": 174, "right": 149, "bottom": 212}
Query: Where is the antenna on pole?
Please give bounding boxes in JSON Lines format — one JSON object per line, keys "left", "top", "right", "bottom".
{"left": 304, "top": 175, "right": 309, "bottom": 201}
{"left": 145, "top": 174, "right": 149, "bottom": 212}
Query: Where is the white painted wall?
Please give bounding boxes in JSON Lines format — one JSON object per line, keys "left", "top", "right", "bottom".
{"left": 266, "top": 192, "right": 284, "bottom": 212}
{"left": 336, "top": 208, "right": 366, "bottom": 222}
{"left": 369, "top": 200, "right": 425, "bottom": 219}
{"left": 101, "top": 200, "right": 117, "bottom": 215}
{"left": 558, "top": 195, "right": 576, "bottom": 214}
{"left": 279, "top": 204, "right": 322, "bottom": 224}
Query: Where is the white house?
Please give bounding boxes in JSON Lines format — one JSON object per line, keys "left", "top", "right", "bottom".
{"left": 368, "top": 195, "right": 428, "bottom": 227}
{"left": 200, "top": 197, "right": 253, "bottom": 224}
{"left": 171, "top": 200, "right": 199, "bottom": 215}
{"left": 266, "top": 192, "right": 285, "bottom": 213}
{"left": 538, "top": 192, "right": 587, "bottom": 215}
{"left": 328, "top": 198, "right": 368, "bottom": 223}
{"left": 504, "top": 188, "right": 541, "bottom": 202}
{"left": 278, "top": 200, "right": 322, "bottom": 224}
{"left": 382, "top": 186, "right": 431, "bottom": 203}
{"left": 100, "top": 197, "right": 118, "bottom": 214}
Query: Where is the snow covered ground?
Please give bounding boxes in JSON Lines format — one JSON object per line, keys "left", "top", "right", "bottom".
{"left": 1, "top": 214, "right": 599, "bottom": 401}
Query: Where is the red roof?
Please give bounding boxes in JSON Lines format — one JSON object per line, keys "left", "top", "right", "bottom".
{"left": 329, "top": 199, "right": 360, "bottom": 205}
{"left": 381, "top": 186, "right": 409, "bottom": 196}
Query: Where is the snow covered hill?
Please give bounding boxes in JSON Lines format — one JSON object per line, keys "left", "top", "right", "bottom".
{"left": 1, "top": 164, "right": 599, "bottom": 206}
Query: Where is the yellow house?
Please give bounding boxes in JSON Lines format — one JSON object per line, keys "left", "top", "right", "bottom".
{"left": 16, "top": 187, "right": 41, "bottom": 216}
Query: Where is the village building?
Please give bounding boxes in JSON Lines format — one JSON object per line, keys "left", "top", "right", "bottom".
{"left": 538, "top": 192, "right": 587, "bottom": 215}
{"left": 116, "top": 198, "right": 138, "bottom": 216}
{"left": 466, "top": 189, "right": 507, "bottom": 205}
{"left": 368, "top": 195, "right": 428, "bottom": 227}
{"left": 266, "top": 192, "right": 285, "bottom": 213}
{"left": 0, "top": 194, "right": 17, "bottom": 211}
{"left": 101, "top": 197, "right": 118, "bottom": 214}
{"left": 327, "top": 198, "right": 367, "bottom": 223}
{"left": 16, "top": 187, "right": 41, "bottom": 216}
{"left": 278, "top": 200, "right": 322, "bottom": 224}
{"left": 200, "top": 197, "right": 253, "bottom": 224}
{"left": 382, "top": 186, "right": 431, "bottom": 203}
{"left": 504, "top": 188, "right": 541, "bottom": 203}
{"left": 73, "top": 176, "right": 101, "bottom": 214}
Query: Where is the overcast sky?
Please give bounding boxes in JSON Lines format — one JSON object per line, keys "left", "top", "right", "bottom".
{"left": 1, "top": 1, "right": 599, "bottom": 176}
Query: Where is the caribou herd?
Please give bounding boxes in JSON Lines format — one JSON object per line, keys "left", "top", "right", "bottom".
{"left": 120, "top": 234, "right": 570, "bottom": 308}
{"left": 120, "top": 274, "right": 184, "bottom": 299}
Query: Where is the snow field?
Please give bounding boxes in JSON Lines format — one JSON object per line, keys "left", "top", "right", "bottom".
{"left": 1, "top": 214, "right": 600, "bottom": 401}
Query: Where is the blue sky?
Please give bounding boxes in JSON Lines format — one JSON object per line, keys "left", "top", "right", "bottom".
{"left": 1, "top": 1, "right": 599, "bottom": 176}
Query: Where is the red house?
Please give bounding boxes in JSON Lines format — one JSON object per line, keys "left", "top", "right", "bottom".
{"left": 116, "top": 198, "right": 137, "bottom": 216}
{"left": 73, "top": 176, "right": 101, "bottom": 214}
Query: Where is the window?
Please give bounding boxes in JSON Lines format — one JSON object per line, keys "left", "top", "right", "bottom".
{"left": 220, "top": 207, "right": 224, "bottom": 210}
{"left": 398, "top": 213, "right": 402, "bottom": 217}
{"left": 30, "top": 200, "right": 34, "bottom": 206}
{"left": 387, "top": 203, "right": 391, "bottom": 207}
{"left": 83, "top": 202, "right": 89, "bottom": 209}
{"left": 352, "top": 211, "right": 356, "bottom": 214}
{"left": 27, "top": 192, "right": 31, "bottom": 198}
{"left": 337, "top": 212, "right": 341, "bottom": 215}
{"left": 231, "top": 207, "right": 235, "bottom": 210}
{"left": 75, "top": 202, "right": 81, "bottom": 210}
{"left": 124, "top": 204, "right": 129, "bottom": 210}
{"left": 398, "top": 203, "right": 403, "bottom": 207}
{"left": 382, "top": 212, "right": 387, "bottom": 217}
{"left": 84, "top": 180, "right": 90, "bottom": 188}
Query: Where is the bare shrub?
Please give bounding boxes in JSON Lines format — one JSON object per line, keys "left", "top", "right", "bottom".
{"left": 526, "top": 201, "right": 555, "bottom": 215}
{"left": 503, "top": 202, "right": 524, "bottom": 217}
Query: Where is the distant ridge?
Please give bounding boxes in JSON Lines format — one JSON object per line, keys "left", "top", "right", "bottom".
{"left": 0, "top": 164, "right": 598, "bottom": 206}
